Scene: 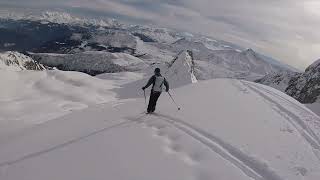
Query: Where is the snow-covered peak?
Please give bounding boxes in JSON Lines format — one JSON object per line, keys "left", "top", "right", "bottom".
{"left": 165, "top": 50, "right": 198, "bottom": 88}
{"left": 39, "top": 11, "right": 119, "bottom": 27}
{"left": 0, "top": 51, "right": 45, "bottom": 71}
{"left": 41, "top": 11, "right": 77, "bottom": 24}
{"left": 244, "top": 48, "right": 255, "bottom": 54}
{"left": 241, "top": 48, "right": 258, "bottom": 58}
{"left": 0, "top": 10, "right": 119, "bottom": 27}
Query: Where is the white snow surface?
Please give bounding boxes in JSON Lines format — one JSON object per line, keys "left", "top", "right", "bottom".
{"left": 1, "top": 68, "right": 320, "bottom": 180}
{"left": 307, "top": 103, "right": 320, "bottom": 116}
{"left": 0, "top": 70, "right": 117, "bottom": 140}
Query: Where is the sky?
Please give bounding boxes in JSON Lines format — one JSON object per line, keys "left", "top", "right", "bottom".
{"left": 1, "top": 0, "right": 320, "bottom": 70}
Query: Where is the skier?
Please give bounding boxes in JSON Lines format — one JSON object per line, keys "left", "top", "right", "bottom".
{"left": 142, "top": 68, "right": 169, "bottom": 114}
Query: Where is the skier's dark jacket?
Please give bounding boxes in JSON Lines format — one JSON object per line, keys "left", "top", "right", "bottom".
{"left": 144, "top": 73, "right": 169, "bottom": 92}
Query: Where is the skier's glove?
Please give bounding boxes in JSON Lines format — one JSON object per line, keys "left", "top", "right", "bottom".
{"left": 142, "top": 87, "right": 146, "bottom": 90}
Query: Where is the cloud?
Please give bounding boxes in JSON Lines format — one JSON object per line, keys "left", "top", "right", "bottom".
{"left": 1, "top": 0, "right": 320, "bottom": 69}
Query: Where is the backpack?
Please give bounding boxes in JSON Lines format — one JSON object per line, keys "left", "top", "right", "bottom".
{"left": 153, "top": 76, "right": 165, "bottom": 92}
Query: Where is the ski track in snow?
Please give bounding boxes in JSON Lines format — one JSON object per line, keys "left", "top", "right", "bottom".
{"left": 230, "top": 79, "right": 250, "bottom": 94}
{"left": 0, "top": 112, "right": 150, "bottom": 178}
{"left": 0, "top": 120, "right": 132, "bottom": 168}
{"left": 2, "top": 79, "right": 320, "bottom": 179}
{"left": 131, "top": 112, "right": 284, "bottom": 180}
{"left": 239, "top": 81, "right": 320, "bottom": 161}
{"left": 246, "top": 81, "right": 320, "bottom": 134}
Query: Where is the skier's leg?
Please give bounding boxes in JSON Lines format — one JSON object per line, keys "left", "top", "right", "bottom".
{"left": 151, "top": 92, "right": 161, "bottom": 112}
{"left": 147, "top": 91, "right": 155, "bottom": 113}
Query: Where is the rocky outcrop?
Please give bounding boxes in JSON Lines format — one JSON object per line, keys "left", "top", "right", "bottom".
{"left": 286, "top": 59, "right": 320, "bottom": 103}
{"left": 0, "top": 51, "right": 46, "bottom": 71}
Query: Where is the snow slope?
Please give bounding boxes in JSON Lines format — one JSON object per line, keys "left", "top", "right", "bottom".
{"left": 0, "top": 69, "right": 117, "bottom": 141}
{"left": 307, "top": 103, "right": 320, "bottom": 117}
{"left": 1, "top": 79, "right": 320, "bottom": 180}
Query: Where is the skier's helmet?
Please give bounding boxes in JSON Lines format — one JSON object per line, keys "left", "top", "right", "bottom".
{"left": 154, "top": 68, "right": 161, "bottom": 73}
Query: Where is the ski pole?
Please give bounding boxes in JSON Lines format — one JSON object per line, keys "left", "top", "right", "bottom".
{"left": 143, "top": 89, "right": 147, "bottom": 109}
{"left": 167, "top": 91, "right": 181, "bottom": 110}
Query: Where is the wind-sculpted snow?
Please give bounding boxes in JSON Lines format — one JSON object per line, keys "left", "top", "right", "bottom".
{"left": 0, "top": 69, "right": 117, "bottom": 136}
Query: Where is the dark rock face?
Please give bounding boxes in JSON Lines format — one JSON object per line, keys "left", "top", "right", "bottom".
{"left": 0, "top": 51, "right": 46, "bottom": 70}
{"left": 285, "top": 60, "right": 320, "bottom": 104}
{"left": 255, "top": 71, "right": 301, "bottom": 92}
{"left": 256, "top": 59, "right": 320, "bottom": 104}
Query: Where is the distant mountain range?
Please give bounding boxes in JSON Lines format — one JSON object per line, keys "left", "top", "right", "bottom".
{"left": 0, "top": 11, "right": 297, "bottom": 82}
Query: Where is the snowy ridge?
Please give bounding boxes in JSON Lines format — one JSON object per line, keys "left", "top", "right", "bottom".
{"left": 165, "top": 50, "right": 198, "bottom": 88}
{"left": 243, "top": 81, "right": 320, "bottom": 159}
